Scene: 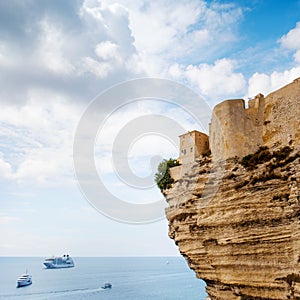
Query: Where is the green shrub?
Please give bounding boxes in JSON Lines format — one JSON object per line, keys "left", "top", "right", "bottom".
{"left": 155, "top": 158, "right": 181, "bottom": 192}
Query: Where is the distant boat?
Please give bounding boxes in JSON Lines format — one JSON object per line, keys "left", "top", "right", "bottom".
{"left": 16, "top": 272, "right": 32, "bottom": 288}
{"left": 43, "top": 254, "right": 74, "bottom": 269}
{"left": 102, "top": 282, "right": 112, "bottom": 289}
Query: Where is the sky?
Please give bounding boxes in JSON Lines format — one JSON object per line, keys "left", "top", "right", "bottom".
{"left": 1, "top": 0, "right": 300, "bottom": 257}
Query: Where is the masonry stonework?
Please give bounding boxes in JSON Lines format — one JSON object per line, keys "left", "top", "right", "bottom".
{"left": 178, "top": 131, "right": 209, "bottom": 165}
{"left": 209, "top": 78, "right": 300, "bottom": 161}
{"left": 170, "top": 131, "right": 209, "bottom": 181}
{"left": 170, "top": 77, "right": 300, "bottom": 179}
{"left": 209, "top": 94, "right": 265, "bottom": 161}
{"left": 263, "top": 78, "right": 300, "bottom": 151}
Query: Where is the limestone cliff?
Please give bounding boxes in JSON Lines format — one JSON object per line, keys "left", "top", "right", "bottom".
{"left": 164, "top": 79, "right": 300, "bottom": 300}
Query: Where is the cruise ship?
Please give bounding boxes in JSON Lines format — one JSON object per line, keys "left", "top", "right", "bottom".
{"left": 43, "top": 255, "right": 74, "bottom": 269}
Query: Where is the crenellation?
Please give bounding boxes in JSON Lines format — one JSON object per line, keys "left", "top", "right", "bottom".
{"left": 209, "top": 78, "right": 300, "bottom": 161}
{"left": 170, "top": 77, "right": 300, "bottom": 180}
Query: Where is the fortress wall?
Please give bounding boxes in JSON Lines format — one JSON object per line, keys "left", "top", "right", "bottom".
{"left": 263, "top": 78, "right": 300, "bottom": 150}
{"left": 178, "top": 78, "right": 300, "bottom": 164}
{"left": 210, "top": 96, "right": 265, "bottom": 161}
{"left": 210, "top": 99, "right": 247, "bottom": 161}
{"left": 244, "top": 94, "right": 264, "bottom": 151}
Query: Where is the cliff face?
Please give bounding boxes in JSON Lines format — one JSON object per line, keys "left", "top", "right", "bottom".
{"left": 165, "top": 80, "right": 300, "bottom": 300}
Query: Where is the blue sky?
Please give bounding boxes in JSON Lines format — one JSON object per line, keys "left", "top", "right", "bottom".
{"left": 1, "top": 0, "right": 300, "bottom": 256}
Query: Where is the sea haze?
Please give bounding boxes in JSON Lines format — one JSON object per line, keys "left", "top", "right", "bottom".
{"left": 0, "top": 256, "right": 207, "bottom": 300}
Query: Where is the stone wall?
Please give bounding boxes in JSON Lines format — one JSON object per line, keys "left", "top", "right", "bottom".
{"left": 263, "top": 78, "right": 300, "bottom": 151}
{"left": 169, "top": 165, "right": 182, "bottom": 182}
{"left": 209, "top": 95, "right": 264, "bottom": 161}
{"left": 179, "top": 131, "right": 209, "bottom": 165}
{"left": 209, "top": 78, "right": 300, "bottom": 161}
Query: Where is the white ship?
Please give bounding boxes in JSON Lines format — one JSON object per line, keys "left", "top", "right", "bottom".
{"left": 43, "top": 254, "right": 74, "bottom": 269}
{"left": 16, "top": 273, "right": 32, "bottom": 288}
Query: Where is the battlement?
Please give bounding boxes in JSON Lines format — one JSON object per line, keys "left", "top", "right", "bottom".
{"left": 209, "top": 78, "right": 300, "bottom": 161}
{"left": 171, "top": 77, "right": 300, "bottom": 180}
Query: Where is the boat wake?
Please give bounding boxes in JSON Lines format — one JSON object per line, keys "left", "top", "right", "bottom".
{"left": 3, "top": 286, "right": 106, "bottom": 298}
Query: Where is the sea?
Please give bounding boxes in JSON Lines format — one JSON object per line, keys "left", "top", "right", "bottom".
{"left": 0, "top": 257, "right": 207, "bottom": 300}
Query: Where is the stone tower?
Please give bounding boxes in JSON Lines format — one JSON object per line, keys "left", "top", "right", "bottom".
{"left": 209, "top": 94, "right": 265, "bottom": 161}
{"left": 170, "top": 130, "right": 209, "bottom": 181}
{"left": 178, "top": 130, "right": 210, "bottom": 165}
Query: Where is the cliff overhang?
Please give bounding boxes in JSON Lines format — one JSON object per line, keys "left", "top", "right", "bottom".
{"left": 164, "top": 78, "right": 300, "bottom": 300}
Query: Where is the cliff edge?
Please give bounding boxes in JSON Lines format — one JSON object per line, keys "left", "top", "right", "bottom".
{"left": 164, "top": 78, "right": 300, "bottom": 300}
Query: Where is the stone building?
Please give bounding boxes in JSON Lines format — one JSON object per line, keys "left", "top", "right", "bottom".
{"left": 170, "top": 130, "right": 209, "bottom": 181}
{"left": 178, "top": 130, "right": 209, "bottom": 165}
{"left": 170, "top": 77, "right": 300, "bottom": 180}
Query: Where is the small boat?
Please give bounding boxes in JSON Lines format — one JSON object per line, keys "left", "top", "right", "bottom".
{"left": 102, "top": 282, "right": 112, "bottom": 289}
{"left": 43, "top": 254, "right": 74, "bottom": 269}
{"left": 16, "top": 273, "right": 32, "bottom": 288}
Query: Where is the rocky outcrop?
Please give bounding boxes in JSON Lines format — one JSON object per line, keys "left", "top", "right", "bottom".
{"left": 164, "top": 80, "right": 300, "bottom": 300}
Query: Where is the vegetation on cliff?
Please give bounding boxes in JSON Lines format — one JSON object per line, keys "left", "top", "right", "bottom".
{"left": 241, "top": 145, "right": 294, "bottom": 170}
{"left": 155, "top": 158, "right": 180, "bottom": 192}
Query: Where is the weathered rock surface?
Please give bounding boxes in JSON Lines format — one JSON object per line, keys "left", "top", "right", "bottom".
{"left": 165, "top": 151, "right": 300, "bottom": 299}
{"left": 164, "top": 80, "right": 300, "bottom": 300}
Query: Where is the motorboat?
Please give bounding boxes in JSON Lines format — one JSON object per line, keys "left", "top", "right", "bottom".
{"left": 16, "top": 273, "right": 32, "bottom": 288}
{"left": 102, "top": 282, "right": 112, "bottom": 289}
{"left": 43, "top": 254, "right": 74, "bottom": 269}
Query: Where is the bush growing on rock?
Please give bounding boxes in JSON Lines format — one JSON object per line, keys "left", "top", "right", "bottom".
{"left": 155, "top": 158, "right": 180, "bottom": 192}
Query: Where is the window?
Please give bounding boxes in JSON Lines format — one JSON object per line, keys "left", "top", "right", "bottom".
{"left": 190, "top": 147, "right": 193, "bottom": 152}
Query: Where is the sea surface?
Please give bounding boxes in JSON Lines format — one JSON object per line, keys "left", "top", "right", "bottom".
{"left": 0, "top": 257, "right": 207, "bottom": 300}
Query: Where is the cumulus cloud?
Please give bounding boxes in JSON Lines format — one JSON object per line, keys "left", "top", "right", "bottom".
{"left": 95, "top": 41, "right": 120, "bottom": 60}
{"left": 280, "top": 21, "right": 300, "bottom": 63}
{"left": 1, "top": 0, "right": 300, "bottom": 189}
{"left": 38, "top": 20, "right": 75, "bottom": 75}
{"left": 246, "top": 67, "right": 300, "bottom": 98}
{"left": 245, "top": 22, "right": 300, "bottom": 98}
{"left": 168, "top": 59, "right": 246, "bottom": 104}
{"left": 115, "top": 0, "right": 243, "bottom": 76}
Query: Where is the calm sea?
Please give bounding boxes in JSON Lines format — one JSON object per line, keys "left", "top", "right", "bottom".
{"left": 0, "top": 257, "right": 207, "bottom": 300}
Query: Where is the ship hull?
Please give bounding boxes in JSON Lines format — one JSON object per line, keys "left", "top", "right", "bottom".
{"left": 43, "top": 263, "right": 74, "bottom": 269}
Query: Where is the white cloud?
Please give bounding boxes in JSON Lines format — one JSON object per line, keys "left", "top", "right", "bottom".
{"left": 0, "top": 89, "right": 82, "bottom": 186}
{"left": 280, "top": 21, "right": 300, "bottom": 63}
{"left": 168, "top": 59, "right": 246, "bottom": 104}
{"left": 1, "top": 0, "right": 300, "bottom": 190}
{"left": 38, "top": 20, "right": 75, "bottom": 75}
{"left": 86, "top": 0, "right": 243, "bottom": 77}
{"left": 246, "top": 66, "right": 300, "bottom": 98}
{"left": 0, "top": 154, "right": 12, "bottom": 179}
{"left": 280, "top": 24, "right": 300, "bottom": 48}
{"left": 95, "top": 41, "right": 120, "bottom": 60}
{"left": 81, "top": 56, "right": 113, "bottom": 78}
{"left": 243, "top": 22, "right": 300, "bottom": 99}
